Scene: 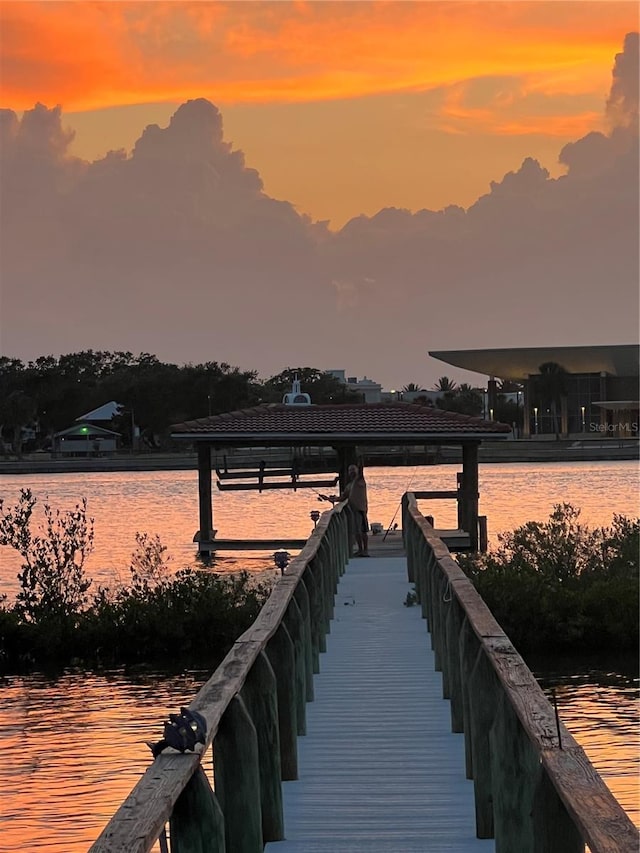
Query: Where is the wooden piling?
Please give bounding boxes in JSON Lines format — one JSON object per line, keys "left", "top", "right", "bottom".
{"left": 240, "top": 651, "right": 284, "bottom": 843}
{"left": 170, "top": 767, "right": 226, "bottom": 853}
{"left": 213, "top": 695, "right": 262, "bottom": 853}
{"left": 266, "top": 622, "right": 298, "bottom": 780}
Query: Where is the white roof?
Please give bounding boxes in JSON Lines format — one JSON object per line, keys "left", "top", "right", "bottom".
{"left": 75, "top": 401, "right": 123, "bottom": 422}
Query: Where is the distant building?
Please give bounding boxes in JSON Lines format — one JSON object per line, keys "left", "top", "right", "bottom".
{"left": 53, "top": 423, "right": 120, "bottom": 457}
{"left": 76, "top": 401, "right": 123, "bottom": 422}
{"left": 325, "top": 370, "right": 383, "bottom": 403}
{"left": 430, "top": 345, "right": 639, "bottom": 438}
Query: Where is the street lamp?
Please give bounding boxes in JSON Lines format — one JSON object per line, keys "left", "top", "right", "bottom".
{"left": 533, "top": 407, "right": 539, "bottom": 435}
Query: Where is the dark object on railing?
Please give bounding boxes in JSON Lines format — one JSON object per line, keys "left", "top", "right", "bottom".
{"left": 273, "top": 550, "right": 291, "bottom": 574}
{"left": 149, "top": 707, "right": 207, "bottom": 758}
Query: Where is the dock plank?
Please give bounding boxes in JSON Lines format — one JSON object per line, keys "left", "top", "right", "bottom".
{"left": 265, "top": 556, "right": 495, "bottom": 852}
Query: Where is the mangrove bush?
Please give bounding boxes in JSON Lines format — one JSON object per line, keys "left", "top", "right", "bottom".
{"left": 458, "top": 503, "right": 639, "bottom": 654}
{"left": 0, "top": 490, "right": 271, "bottom": 672}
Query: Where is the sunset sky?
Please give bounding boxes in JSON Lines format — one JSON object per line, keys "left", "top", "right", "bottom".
{"left": 1, "top": 1, "right": 638, "bottom": 388}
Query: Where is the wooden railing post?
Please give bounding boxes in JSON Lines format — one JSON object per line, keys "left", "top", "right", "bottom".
{"left": 302, "top": 566, "right": 322, "bottom": 671}
{"left": 532, "top": 767, "right": 584, "bottom": 853}
{"left": 283, "top": 596, "right": 307, "bottom": 736}
{"left": 240, "top": 651, "right": 284, "bottom": 843}
{"left": 293, "top": 579, "right": 314, "bottom": 701}
{"left": 308, "top": 557, "right": 327, "bottom": 653}
{"left": 467, "top": 647, "right": 500, "bottom": 838}
{"left": 445, "top": 596, "right": 465, "bottom": 733}
{"left": 458, "top": 615, "right": 480, "bottom": 779}
{"left": 170, "top": 766, "right": 226, "bottom": 853}
{"left": 266, "top": 622, "right": 298, "bottom": 780}
{"left": 489, "top": 691, "right": 541, "bottom": 852}
{"left": 213, "top": 695, "right": 262, "bottom": 853}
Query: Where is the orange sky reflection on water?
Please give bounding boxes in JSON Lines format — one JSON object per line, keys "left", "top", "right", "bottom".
{"left": 0, "top": 669, "right": 211, "bottom": 852}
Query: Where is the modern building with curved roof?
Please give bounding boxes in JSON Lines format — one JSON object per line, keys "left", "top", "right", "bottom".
{"left": 430, "top": 345, "right": 639, "bottom": 438}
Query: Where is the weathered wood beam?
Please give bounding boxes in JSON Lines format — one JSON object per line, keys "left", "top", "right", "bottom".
{"left": 216, "top": 478, "right": 338, "bottom": 492}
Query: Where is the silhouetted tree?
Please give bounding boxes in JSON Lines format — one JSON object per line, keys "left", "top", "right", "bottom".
{"left": 0, "top": 391, "right": 37, "bottom": 456}
{"left": 434, "top": 376, "right": 457, "bottom": 393}
{"left": 536, "top": 362, "right": 569, "bottom": 439}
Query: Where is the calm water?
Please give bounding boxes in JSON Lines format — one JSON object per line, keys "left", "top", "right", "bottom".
{"left": 0, "top": 461, "right": 638, "bottom": 850}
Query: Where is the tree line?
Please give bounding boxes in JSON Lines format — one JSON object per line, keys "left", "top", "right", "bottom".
{"left": 0, "top": 353, "right": 361, "bottom": 453}
{"left": 0, "top": 351, "right": 570, "bottom": 454}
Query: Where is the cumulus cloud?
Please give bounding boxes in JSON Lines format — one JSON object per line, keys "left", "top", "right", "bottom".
{"left": 606, "top": 31, "right": 639, "bottom": 130}
{"left": 0, "top": 37, "right": 638, "bottom": 388}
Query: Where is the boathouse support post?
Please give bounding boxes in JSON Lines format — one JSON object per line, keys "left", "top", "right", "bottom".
{"left": 239, "top": 651, "right": 284, "bottom": 844}
{"left": 334, "top": 445, "right": 358, "bottom": 494}
{"left": 213, "top": 695, "right": 262, "bottom": 853}
{"left": 265, "top": 622, "right": 298, "bottom": 780}
{"left": 196, "top": 443, "right": 213, "bottom": 550}
{"left": 170, "top": 766, "right": 226, "bottom": 853}
{"left": 461, "top": 442, "right": 479, "bottom": 551}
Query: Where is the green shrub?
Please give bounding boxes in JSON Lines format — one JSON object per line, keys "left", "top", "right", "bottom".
{"left": 459, "top": 504, "right": 639, "bottom": 653}
{"left": 0, "top": 492, "right": 272, "bottom": 672}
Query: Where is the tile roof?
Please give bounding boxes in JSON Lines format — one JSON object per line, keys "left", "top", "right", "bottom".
{"left": 171, "top": 402, "right": 511, "bottom": 442}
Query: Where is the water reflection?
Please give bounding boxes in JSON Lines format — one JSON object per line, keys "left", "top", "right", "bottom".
{"left": 1, "top": 461, "right": 637, "bottom": 599}
{"left": 532, "top": 656, "right": 640, "bottom": 828}
{"left": 0, "top": 462, "right": 638, "bottom": 849}
{"left": 0, "top": 668, "right": 209, "bottom": 853}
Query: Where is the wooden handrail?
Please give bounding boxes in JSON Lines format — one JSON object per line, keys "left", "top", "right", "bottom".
{"left": 90, "top": 502, "right": 351, "bottom": 853}
{"left": 403, "top": 491, "right": 639, "bottom": 853}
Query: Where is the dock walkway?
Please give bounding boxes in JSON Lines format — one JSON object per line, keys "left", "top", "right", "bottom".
{"left": 266, "top": 540, "right": 495, "bottom": 852}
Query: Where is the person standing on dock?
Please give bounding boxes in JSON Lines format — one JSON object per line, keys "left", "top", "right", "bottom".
{"left": 332, "top": 463, "right": 369, "bottom": 556}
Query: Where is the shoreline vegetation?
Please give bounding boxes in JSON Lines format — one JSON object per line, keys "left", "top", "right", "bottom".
{"left": 459, "top": 503, "right": 639, "bottom": 655}
{"left": 0, "top": 491, "right": 638, "bottom": 675}
{"left": 0, "top": 489, "right": 271, "bottom": 674}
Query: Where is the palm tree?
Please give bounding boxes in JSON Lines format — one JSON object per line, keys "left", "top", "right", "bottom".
{"left": 434, "top": 376, "right": 457, "bottom": 393}
{"left": 402, "top": 383, "right": 422, "bottom": 393}
{"left": 536, "top": 362, "right": 569, "bottom": 439}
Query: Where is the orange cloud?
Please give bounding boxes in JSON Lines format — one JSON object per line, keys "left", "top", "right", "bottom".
{"left": 0, "top": 2, "right": 637, "bottom": 112}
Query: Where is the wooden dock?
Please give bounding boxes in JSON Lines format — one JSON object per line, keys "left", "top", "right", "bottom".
{"left": 90, "top": 495, "right": 638, "bottom": 853}
{"left": 265, "top": 552, "right": 494, "bottom": 852}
